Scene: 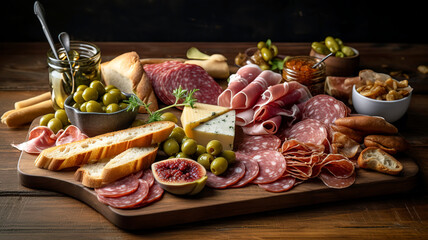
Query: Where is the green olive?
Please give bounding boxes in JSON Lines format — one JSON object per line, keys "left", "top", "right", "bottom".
{"left": 210, "top": 157, "right": 228, "bottom": 175}
{"left": 108, "top": 89, "right": 122, "bottom": 103}
{"left": 72, "top": 102, "right": 81, "bottom": 110}
{"left": 119, "top": 102, "right": 128, "bottom": 110}
{"left": 181, "top": 139, "right": 197, "bottom": 155}
{"left": 335, "top": 51, "right": 345, "bottom": 58}
{"left": 220, "top": 150, "right": 236, "bottom": 165}
{"left": 261, "top": 47, "right": 273, "bottom": 61}
{"left": 47, "top": 118, "right": 63, "bottom": 134}
{"left": 260, "top": 63, "right": 270, "bottom": 71}
{"left": 335, "top": 38, "right": 344, "bottom": 47}
{"left": 270, "top": 45, "right": 279, "bottom": 57}
{"left": 131, "top": 119, "right": 145, "bottom": 128}
{"left": 162, "top": 138, "right": 180, "bottom": 156}
{"left": 80, "top": 102, "right": 88, "bottom": 112}
{"left": 325, "top": 36, "right": 340, "bottom": 53}
{"left": 311, "top": 42, "right": 331, "bottom": 55}
{"left": 206, "top": 140, "right": 223, "bottom": 156}
{"left": 197, "top": 153, "right": 214, "bottom": 170}
{"left": 104, "top": 85, "right": 117, "bottom": 92}
{"left": 160, "top": 112, "right": 178, "bottom": 123}
{"left": 82, "top": 87, "right": 98, "bottom": 101}
{"left": 257, "top": 41, "right": 267, "bottom": 49}
{"left": 89, "top": 80, "right": 106, "bottom": 97}
{"left": 341, "top": 46, "right": 355, "bottom": 57}
{"left": 176, "top": 152, "right": 190, "bottom": 158}
{"left": 73, "top": 90, "right": 85, "bottom": 104}
{"left": 106, "top": 103, "right": 121, "bottom": 113}
{"left": 168, "top": 127, "right": 185, "bottom": 143}
{"left": 181, "top": 136, "right": 190, "bottom": 144}
{"left": 55, "top": 109, "right": 69, "bottom": 126}
{"left": 101, "top": 105, "right": 107, "bottom": 112}
{"left": 195, "top": 145, "right": 206, "bottom": 157}
{"left": 86, "top": 100, "right": 103, "bottom": 112}
{"left": 40, "top": 113, "right": 55, "bottom": 126}
{"left": 76, "top": 84, "right": 88, "bottom": 92}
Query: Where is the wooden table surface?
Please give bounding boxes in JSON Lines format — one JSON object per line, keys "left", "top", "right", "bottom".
{"left": 1, "top": 42, "right": 428, "bottom": 239}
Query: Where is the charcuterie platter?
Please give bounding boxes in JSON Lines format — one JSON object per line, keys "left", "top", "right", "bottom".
{"left": 18, "top": 116, "right": 418, "bottom": 230}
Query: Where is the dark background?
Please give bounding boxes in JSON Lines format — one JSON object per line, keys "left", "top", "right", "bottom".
{"left": 2, "top": 0, "right": 427, "bottom": 43}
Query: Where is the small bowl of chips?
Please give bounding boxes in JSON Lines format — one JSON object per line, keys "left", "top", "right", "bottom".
{"left": 352, "top": 70, "right": 413, "bottom": 122}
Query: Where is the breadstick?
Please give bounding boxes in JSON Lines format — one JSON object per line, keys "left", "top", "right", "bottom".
{"left": 1, "top": 100, "right": 54, "bottom": 128}
{"left": 14, "top": 92, "right": 51, "bottom": 109}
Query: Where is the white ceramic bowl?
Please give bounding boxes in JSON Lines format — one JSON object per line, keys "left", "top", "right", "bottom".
{"left": 352, "top": 85, "right": 412, "bottom": 123}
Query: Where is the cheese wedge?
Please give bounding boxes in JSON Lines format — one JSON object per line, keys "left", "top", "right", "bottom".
{"left": 180, "top": 103, "right": 230, "bottom": 138}
{"left": 192, "top": 110, "right": 236, "bottom": 151}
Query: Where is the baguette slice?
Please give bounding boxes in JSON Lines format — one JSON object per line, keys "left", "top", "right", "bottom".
{"left": 357, "top": 147, "right": 403, "bottom": 175}
{"left": 35, "top": 121, "right": 174, "bottom": 170}
{"left": 74, "top": 146, "right": 158, "bottom": 188}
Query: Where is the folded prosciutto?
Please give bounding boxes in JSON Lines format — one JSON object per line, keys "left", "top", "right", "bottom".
{"left": 218, "top": 64, "right": 262, "bottom": 108}
{"left": 230, "top": 70, "right": 282, "bottom": 109}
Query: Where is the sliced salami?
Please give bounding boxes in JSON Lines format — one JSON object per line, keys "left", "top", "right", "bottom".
{"left": 140, "top": 169, "right": 154, "bottom": 187}
{"left": 283, "top": 119, "right": 329, "bottom": 147}
{"left": 302, "top": 94, "right": 350, "bottom": 125}
{"left": 206, "top": 161, "right": 246, "bottom": 189}
{"left": 95, "top": 173, "right": 140, "bottom": 197}
{"left": 236, "top": 134, "right": 281, "bottom": 154}
{"left": 258, "top": 176, "right": 296, "bottom": 193}
{"left": 251, "top": 150, "right": 287, "bottom": 184}
{"left": 230, "top": 152, "right": 260, "bottom": 188}
{"left": 97, "top": 179, "right": 150, "bottom": 209}
{"left": 131, "top": 181, "right": 164, "bottom": 208}
{"left": 318, "top": 171, "right": 356, "bottom": 189}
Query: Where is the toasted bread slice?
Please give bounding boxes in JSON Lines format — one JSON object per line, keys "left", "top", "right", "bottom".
{"left": 35, "top": 121, "right": 174, "bottom": 170}
{"left": 74, "top": 146, "right": 158, "bottom": 188}
{"left": 357, "top": 147, "right": 403, "bottom": 175}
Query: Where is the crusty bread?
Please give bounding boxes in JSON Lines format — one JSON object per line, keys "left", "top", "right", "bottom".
{"left": 334, "top": 116, "right": 398, "bottom": 134}
{"left": 34, "top": 121, "right": 174, "bottom": 170}
{"left": 357, "top": 147, "right": 403, "bottom": 175}
{"left": 74, "top": 146, "right": 158, "bottom": 188}
{"left": 101, "top": 52, "right": 158, "bottom": 113}
{"left": 364, "top": 135, "right": 409, "bottom": 154}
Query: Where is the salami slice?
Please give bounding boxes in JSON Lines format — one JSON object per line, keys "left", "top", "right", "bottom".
{"left": 251, "top": 150, "right": 287, "bottom": 184}
{"left": 283, "top": 119, "right": 329, "bottom": 147}
{"left": 258, "top": 176, "right": 296, "bottom": 193}
{"left": 97, "top": 179, "right": 150, "bottom": 209}
{"left": 206, "top": 161, "right": 246, "bottom": 189}
{"left": 318, "top": 171, "right": 356, "bottom": 189}
{"left": 140, "top": 169, "right": 154, "bottom": 187}
{"left": 236, "top": 134, "right": 281, "bottom": 154}
{"left": 95, "top": 174, "right": 140, "bottom": 197}
{"left": 230, "top": 152, "right": 260, "bottom": 188}
{"left": 131, "top": 181, "right": 164, "bottom": 208}
{"left": 302, "top": 94, "right": 350, "bottom": 125}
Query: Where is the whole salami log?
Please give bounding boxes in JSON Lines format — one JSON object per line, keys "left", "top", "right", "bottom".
{"left": 302, "top": 94, "right": 350, "bottom": 125}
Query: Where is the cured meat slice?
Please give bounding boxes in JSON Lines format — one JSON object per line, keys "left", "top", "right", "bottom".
{"left": 131, "top": 181, "right": 164, "bottom": 208}
{"left": 140, "top": 169, "right": 154, "bottom": 187}
{"left": 206, "top": 161, "right": 246, "bottom": 189}
{"left": 258, "top": 176, "right": 296, "bottom": 193}
{"left": 236, "top": 134, "right": 281, "bottom": 154}
{"left": 319, "top": 171, "right": 356, "bottom": 189}
{"left": 255, "top": 81, "right": 312, "bottom": 109}
{"left": 97, "top": 179, "right": 150, "bottom": 209}
{"left": 324, "top": 76, "right": 361, "bottom": 102}
{"left": 235, "top": 108, "right": 255, "bottom": 126}
{"left": 231, "top": 70, "right": 282, "bottom": 109}
{"left": 218, "top": 64, "right": 262, "bottom": 107}
{"left": 95, "top": 173, "right": 140, "bottom": 197}
{"left": 242, "top": 115, "right": 282, "bottom": 135}
{"left": 55, "top": 125, "right": 88, "bottom": 146}
{"left": 251, "top": 150, "right": 287, "bottom": 184}
{"left": 282, "top": 119, "right": 329, "bottom": 147}
{"left": 230, "top": 152, "right": 260, "bottom": 188}
{"left": 302, "top": 94, "right": 350, "bottom": 125}
{"left": 320, "top": 154, "right": 355, "bottom": 179}
{"left": 11, "top": 126, "right": 57, "bottom": 154}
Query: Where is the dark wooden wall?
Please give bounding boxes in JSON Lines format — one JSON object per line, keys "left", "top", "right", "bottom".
{"left": 2, "top": 0, "right": 426, "bottom": 43}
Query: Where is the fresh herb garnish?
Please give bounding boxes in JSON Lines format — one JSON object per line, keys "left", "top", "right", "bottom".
{"left": 125, "top": 86, "right": 199, "bottom": 123}
{"left": 269, "top": 57, "right": 286, "bottom": 71}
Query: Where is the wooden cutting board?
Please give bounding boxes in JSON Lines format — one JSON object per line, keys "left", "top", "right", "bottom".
{"left": 18, "top": 119, "right": 419, "bottom": 230}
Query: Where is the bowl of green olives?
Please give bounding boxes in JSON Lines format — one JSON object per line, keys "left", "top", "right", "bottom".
{"left": 64, "top": 82, "right": 138, "bottom": 137}
{"left": 310, "top": 36, "right": 360, "bottom": 77}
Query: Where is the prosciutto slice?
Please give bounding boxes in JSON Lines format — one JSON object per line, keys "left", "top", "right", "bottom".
{"left": 254, "top": 81, "right": 312, "bottom": 109}
{"left": 242, "top": 115, "right": 282, "bottom": 135}
{"left": 231, "top": 70, "right": 282, "bottom": 109}
{"left": 217, "top": 64, "right": 262, "bottom": 108}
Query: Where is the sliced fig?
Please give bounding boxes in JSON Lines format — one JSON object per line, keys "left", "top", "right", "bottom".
{"left": 151, "top": 158, "right": 207, "bottom": 195}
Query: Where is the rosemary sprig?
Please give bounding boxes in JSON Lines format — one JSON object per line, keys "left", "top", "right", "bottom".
{"left": 125, "top": 86, "right": 199, "bottom": 123}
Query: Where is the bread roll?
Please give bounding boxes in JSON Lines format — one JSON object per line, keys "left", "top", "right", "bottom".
{"left": 357, "top": 147, "right": 403, "bottom": 175}
{"left": 364, "top": 135, "right": 409, "bottom": 154}
{"left": 334, "top": 116, "right": 398, "bottom": 134}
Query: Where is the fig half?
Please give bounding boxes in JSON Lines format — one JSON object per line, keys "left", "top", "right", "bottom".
{"left": 151, "top": 158, "right": 207, "bottom": 195}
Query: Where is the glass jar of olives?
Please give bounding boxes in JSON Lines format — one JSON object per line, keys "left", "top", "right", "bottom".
{"left": 47, "top": 41, "right": 101, "bottom": 110}
{"left": 282, "top": 56, "right": 326, "bottom": 95}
